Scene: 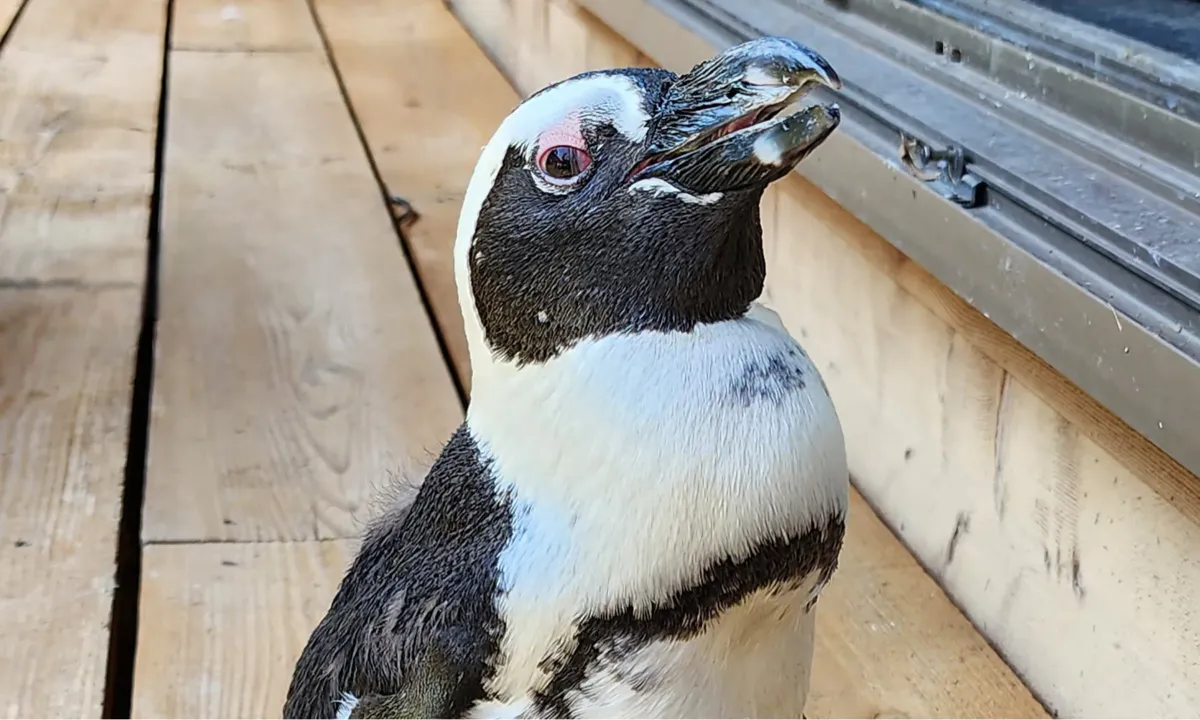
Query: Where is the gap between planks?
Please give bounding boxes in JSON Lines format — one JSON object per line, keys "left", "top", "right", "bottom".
{"left": 0, "top": 0, "right": 168, "bottom": 717}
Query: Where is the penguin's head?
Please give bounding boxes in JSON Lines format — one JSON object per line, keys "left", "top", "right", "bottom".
{"left": 455, "top": 37, "right": 841, "bottom": 369}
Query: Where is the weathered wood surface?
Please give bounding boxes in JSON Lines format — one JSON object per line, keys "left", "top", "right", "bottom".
{"left": 132, "top": 540, "right": 355, "bottom": 718}
{"left": 0, "top": 0, "right": 165, "bottom": 715}
{"left": 142, "top": 0, "right": 461, "bottom": 543}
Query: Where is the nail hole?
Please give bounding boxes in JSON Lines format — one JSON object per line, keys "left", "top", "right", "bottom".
{"left": 949, "top": 48, "right": 962, "bottom": 62}
{"left": 933, "top": 40, "right": 944, "bottom": 55}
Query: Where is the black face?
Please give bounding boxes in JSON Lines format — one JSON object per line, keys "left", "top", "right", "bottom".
{"left": 469, "top": 39, "right": 842, "bottom": 366}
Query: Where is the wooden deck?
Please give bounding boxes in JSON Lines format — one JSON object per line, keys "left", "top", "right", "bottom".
{"left": 0, "top": 0, "right": 1046, "bottom": 717}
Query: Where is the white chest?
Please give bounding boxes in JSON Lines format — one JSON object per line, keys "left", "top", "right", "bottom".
{"left": 470, "top": 584, "right": 820, "bottom": 718}
{"left": 465, "top": 304, "right": 848, "bottom": 717}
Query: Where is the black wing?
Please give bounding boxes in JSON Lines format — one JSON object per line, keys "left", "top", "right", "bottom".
{"left": 282, "top": 425, "right": 515, "bottom": 718}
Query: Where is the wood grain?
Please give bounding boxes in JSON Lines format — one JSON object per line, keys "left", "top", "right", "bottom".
{"left": 0, "top": 0, "right": 22, "bottom": 37}
{"left": 0, "top": 289, "right": 143, "bottom": 717}
{"left": 144, "top": 43, "right": 462, "bottom": 542}
{"left": 131, "top": 540, "right": 354, "bottom": 718}
{"left": 0, "top": 0, "right": 163, "bottom": 715}
{"left": 0, "top": 0, "right": 164, "bottom": 285}
{"left": 766, "top": 176, "right": 1200, "bottom": 716}
{"left": 173, "top": 0, "right": 318, "bottom": 52}
{"left": 312, "top": 0, "right": 521, "bottom": 392}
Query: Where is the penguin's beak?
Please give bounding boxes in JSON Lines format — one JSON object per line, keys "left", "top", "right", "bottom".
{"left": 630, "top": 36, "right": 842, "bottom": 194}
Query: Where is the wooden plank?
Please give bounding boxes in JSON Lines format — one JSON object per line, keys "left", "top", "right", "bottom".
{"left": 0, "top": 0, "right": 163, "bottom": 715}
{"left": 0, "top": 289, "right": 144, "bottom": 717}
{"left": 810, "top": 492, "right": 1044, "bottom": 718}
{"left": 0, "top": 0, "right": 22, "bottom": 38}
{"left": 313, "top": 0, "right": 520, "bottom": 391}
{"left": 131, "top": 540, "right": 354, "bottom": 718}
{"left": 173, "top": 0, "right": 318, "bottom": 52}
{"left": 0, "top": 0, "right": 164, "bottom": 284}
{"left": 339, "top": 2, "right": 1046, "bottom": 716}
{"left": 446, "top": 0, "right": 515, "bottom": 74}
{"left": 144, "top": 42, "right": 462, "bottom": 542}
{"left": 766, "top": 175, "right": 1200, "bottom": 716}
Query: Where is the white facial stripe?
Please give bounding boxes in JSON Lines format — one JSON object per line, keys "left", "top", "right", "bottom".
{"left": 629, "top": 177, "right": 724, "bottom": 205}
{"left": 454, "top": 74, "right": 652, "bottom": 381}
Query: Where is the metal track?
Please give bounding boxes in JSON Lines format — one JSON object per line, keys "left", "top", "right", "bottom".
{"left": 578, "top": 0, "right": 1200, "bottom": 478}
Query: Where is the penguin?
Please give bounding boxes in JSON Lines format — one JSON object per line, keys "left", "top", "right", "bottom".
{"left": 283, "top": 35, "right": 850, "bottom": 719}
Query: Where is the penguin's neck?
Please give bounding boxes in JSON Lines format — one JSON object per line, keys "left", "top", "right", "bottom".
{"left": 463, "top": 303, "right": 848, "bottom": 606}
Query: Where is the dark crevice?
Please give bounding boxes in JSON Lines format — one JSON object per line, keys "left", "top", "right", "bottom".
{"left": 142, "top": 536, "right": 350, "bottom": 547}
{"left": 0, "top": 278, "right": 138, "bottom": 291}
{"left": 101, "top": 0, "right": 174, "bottom": 715}
{"left": 304, "top": 0, "right": 470, "bottom": 408}
{"left": 0, "top": 0, "right": 31, "bottom": 50}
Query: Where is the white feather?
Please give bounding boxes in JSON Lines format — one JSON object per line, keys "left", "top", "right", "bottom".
{"left": 334, "top": 692, "right": 359, "bottom": 719}
{"left": 628, "top": 177, "right": 724, "bottom": 205}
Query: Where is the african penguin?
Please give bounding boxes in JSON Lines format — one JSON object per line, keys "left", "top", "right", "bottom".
{"left": 284, "top": 35, "right": 849, "bottom": 719}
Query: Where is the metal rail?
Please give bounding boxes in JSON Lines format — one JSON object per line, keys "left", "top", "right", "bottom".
{"left": 577, "top": 0, "right": 1200, "bottom": 477}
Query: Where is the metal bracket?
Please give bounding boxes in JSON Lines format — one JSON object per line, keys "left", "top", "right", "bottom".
{"left": 898, "top": 133, "right": 985, "bottom": 208}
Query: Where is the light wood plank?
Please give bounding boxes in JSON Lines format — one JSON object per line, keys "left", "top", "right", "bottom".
{"left": 0, "top": 288, "right": 143, "bottom": 717}
{"left": 144, "top": 43, "right": 462, "bottom": 542}
{"left": 0, "top": 0, "right": 164, "bottom": 284}
{"left": 766, "top": 176, "right": 1200, "bottom": 716}
{"left": 0, "top": 0, "right": 163, "bottom": 715}
{"left": 131, "top": 540, "right": 354, "bottom": 718}
{"left": 0, "top": 0, "right": 22, "bottom": 38}
{"left": 173, "top": 0, "right": 318, "bottom": 52}
{"left": 313, "top": 0, "right": 520, "bottom": 391}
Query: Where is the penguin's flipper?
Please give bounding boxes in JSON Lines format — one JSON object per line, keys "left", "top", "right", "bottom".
{"left": 340, "top": 644, "right": 466, "bottom": 719}
{"left": 283, "top": 428, "right": 508, "bottom": 720}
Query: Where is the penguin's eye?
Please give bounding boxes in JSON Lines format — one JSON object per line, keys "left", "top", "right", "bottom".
{"left": 536, "top": 145, "right": 592, "bottom": 185}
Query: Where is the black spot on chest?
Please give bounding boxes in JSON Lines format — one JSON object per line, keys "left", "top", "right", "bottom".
{"left": 282, "top": 426, "right": 513, "bottom": 719}
{"left": 533, "top": 515, "right": 846, "bottom": 717}
{"left": 728, "top": 349, "right": 807, "bottom": 407}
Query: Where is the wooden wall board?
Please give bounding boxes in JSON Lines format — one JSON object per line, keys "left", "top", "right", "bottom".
{"left": 766, "top": 176, "right": 1200, "bottom": 717}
